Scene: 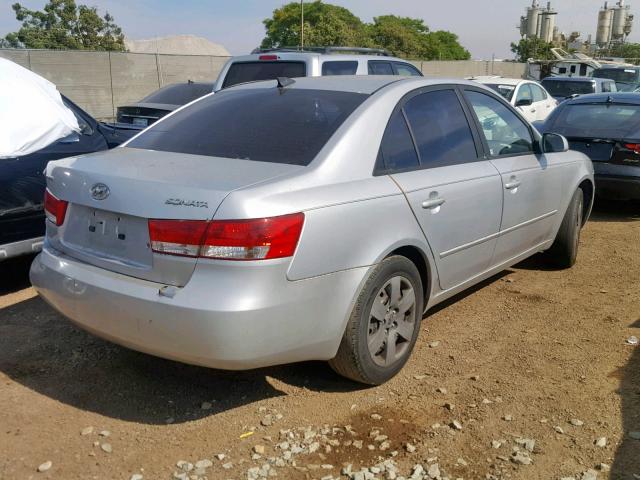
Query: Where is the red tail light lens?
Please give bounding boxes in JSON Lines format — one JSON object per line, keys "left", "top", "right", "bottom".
{"left": 44, "top": 189, "right": 68, "bottom": 226}
{"left": 624, "top": 143, "right": 640, "bottom": 154}
{"left": 148, "top": 213, "right": 304, "bottom": 261}
{"left": 259, "top": 55, "right": 279, "bottom": 60}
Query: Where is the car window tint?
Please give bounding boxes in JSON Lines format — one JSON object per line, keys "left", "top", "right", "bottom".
{"left": 515, "top": 84, "right": 533, "bottom": 103}
{"left": 393, "top": 62, "right": 422, "bottom": 77}
{"left": 322, "top": 61, "right": 358, "bottom": 75}
{"left": 222, "top": 61, "right": 306, "bottom": 89}
{"left": 403, "top": 90, "right": 477, "bottom": 168}
{"left": 531, "top": 84, "right": 546, "bottom": 102}
{"left": 546, "top": 103, "right": 640, "bottom": 138}
{"left": 368, "top": 61, "right": 394, "bottom": 75}
{"left": 465, "top": 90, "right": 534, "bottom": 157}
{"left": 128, "top": 88, "right": 367, "bottom": 166}
{"left": 602, "top": 81, "right": 612, "bottom": 92}
{"left": 379, "top": 110, "right": 420, "bottom": 171}
{"left": 541, "top": 79, "right": 595, "bottom": 97}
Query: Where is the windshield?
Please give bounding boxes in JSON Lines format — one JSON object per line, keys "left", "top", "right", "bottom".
{"left": 593, "top": 68, "right": 640, "bottom": 90}
{"left": 140, "top": 83, "right": 213, "bottom": 105}
{"left": 128, "top": 88, "right": 367, "bottom": 166}
{"left": 485, "top": 84, "right": 515, "bottom": 101}
{"left": 222, "top": 61, "right": 306, "bottom": 89}
{"left": 541, "top": 79, "right": 594, "bottom": 98}
{"left": 547, "top": 103, "right": 640, "bottom": 138}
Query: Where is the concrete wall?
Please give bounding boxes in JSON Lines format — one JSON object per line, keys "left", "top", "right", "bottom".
{"left": 0, "top": 48, "right": 526, "bottom": 120}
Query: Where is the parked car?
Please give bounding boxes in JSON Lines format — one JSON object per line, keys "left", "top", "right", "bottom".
{"left": 212, "top": 46, "right": 422, "bottom": 91}
{"left": 469, "top": 76, "right": 557, "bottom": 123}
{"left": 0, "top": 95, "right": 139, "bottom": 261}
{"left": 30, "top": 76, "right": 594, "bottom": 385}
{"left": 541, "top": 76, "right": 617, "bottom": 102}
{"left": 116, "top": 81, "right": 214, "bottom": 128}
{"left": 592, "top": 66, "right": 640, "bottom": 92}
{"left": 536, "top": 92, "right": 640, "bottom": 201}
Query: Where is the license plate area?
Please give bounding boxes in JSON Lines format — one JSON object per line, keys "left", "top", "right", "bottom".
{"left": 132, "top": 117, "right": 148, "bottom": 127}
{"left": 62, "top": 205, "right": 152, "bottom": 268}
{"left": 569, "top": 142, "right": 613, "bottom": 162}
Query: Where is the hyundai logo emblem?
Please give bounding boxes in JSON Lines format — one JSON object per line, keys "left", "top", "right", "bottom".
{"left": 90, "top": 183, "right": 110, "bottom": 200}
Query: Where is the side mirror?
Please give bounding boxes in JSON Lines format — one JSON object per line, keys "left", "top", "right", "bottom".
{"left": 542, "top": 132, "right": 569, "bottom": 153}
{"left": 516, "top": 98, "right": 533, "bottom": 107}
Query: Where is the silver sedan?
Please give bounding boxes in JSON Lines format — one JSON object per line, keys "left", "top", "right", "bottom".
{"left": 31, "top": 76, "right": 594, "bottom": 384}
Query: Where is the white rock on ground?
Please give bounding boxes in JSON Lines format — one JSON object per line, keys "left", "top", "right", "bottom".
{"left": 37, "top": 461, "right": 52, "bottom": 472}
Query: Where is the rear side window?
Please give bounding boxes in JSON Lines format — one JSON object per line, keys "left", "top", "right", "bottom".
{"left": 530, "top": 84, "right": 547, "bottom": 101}
{"left": 378, "top": 111, "right": 420, "bottom": 172}
{"left": 322, "top": 61, "right": 358, "bottom": 75}
{"left": 222, "top": 61, "right": 306, "bottom": 89}
{"left": 368, "top": 61, "right": 394, "bottom": 75}
{"left": 515, "top": 84, "right": 533, "bottom": 103}
{"left": 404, "top": 90, "right": 477, "bottom": 168}
{"left": 394, "top": 63, "right": 422, "bottom": 77}
{"left": 128, "top": 88, "right": 367, "bottom": 166}
{"left": 602, "top": 81, "right": 615, "bottom": 93}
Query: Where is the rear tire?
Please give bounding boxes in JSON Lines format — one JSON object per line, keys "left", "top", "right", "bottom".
{"left": 329, "top": 255, "right": 424, "bottom": 385}
{"left": 546, "top": 188, "right": 583, "bottom": 268}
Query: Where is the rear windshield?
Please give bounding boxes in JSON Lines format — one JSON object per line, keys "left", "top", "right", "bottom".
{"left": 140, "top": 83, "right": 213, "bottom": 105}
{"left": 593, "top": 68, "right": 640, "bottom": 88}
{"left": 128, "top": 88, "right": 367, "bottom": 166}
{"left": 547, "top": 103, "right": 640, "bottom": 138}
{"left": 485, "top": 84, "right": 515, "bottom": 101}
{"left": 541, "top": 79, "right": 594, "bottom": 97}
{"left": 222, "top": 61, "right": 306, "bottom": 89}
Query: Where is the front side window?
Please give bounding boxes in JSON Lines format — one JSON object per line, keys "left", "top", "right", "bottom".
{"left": 394, "top": 62, "right": 422, "bottom": 77}
{"left": 515, "top": 84, "right": 533, "bottom": 104}
{"left": 403, "top": 89, "right": 477, "bottom": 168}
{"left": 222, "top": 61, "right": 306, "bottom": 89}
{"left": 465, "top": 90, "right": 534, "bottom": 157}
{"left": 368, "top": 61, "right": 394, "bottom": 75}
{"left": 128, "top": 88, "right": 367, "bottom": 166}
{"left": 322, "top": 61, "right": 358, "bottom": 76}
{"left": 378, "top": 110, "right": 420, "bottom": 172}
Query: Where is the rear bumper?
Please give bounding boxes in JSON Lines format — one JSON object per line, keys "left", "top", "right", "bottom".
{"left": 0, "top": 236, "right": 44, "bottom": 261}
{"left": 595, "top": 174, "right": 640, "bottom": 200}
{"left": 30, "top": 246, "right": 368, "bottom": 370}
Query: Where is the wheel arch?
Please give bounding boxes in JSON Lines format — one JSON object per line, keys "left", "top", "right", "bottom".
{"left": 387, "top": 244, "right": 433, "bottom": 310}
{"left": 578, "top": 178, "right": 595, "bottom": 226}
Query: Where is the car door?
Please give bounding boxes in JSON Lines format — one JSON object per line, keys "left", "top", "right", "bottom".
{"left": 530, "top": 83, "right": 554, "bottom": 121}
{"left": 513, "top": 83, "right": 537, "bottom": 123}
{"left": 380, "top": 86, "right": 503, "bottom": 291}
{"left": 462, "top": 88, "right": 565, "bottom": 266}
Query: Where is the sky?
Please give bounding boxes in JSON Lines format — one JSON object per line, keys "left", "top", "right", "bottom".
{"left": 0, "top": 0, "right": 638, "bottom": 60}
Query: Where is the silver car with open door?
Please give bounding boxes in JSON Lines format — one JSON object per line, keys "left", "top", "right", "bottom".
{"left": 31, "top": 76, "right": 594, "bottom": 385}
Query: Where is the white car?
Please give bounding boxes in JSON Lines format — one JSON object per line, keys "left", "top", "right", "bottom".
{"left": 469, "top": 76, "right": 557, "bottom": 123}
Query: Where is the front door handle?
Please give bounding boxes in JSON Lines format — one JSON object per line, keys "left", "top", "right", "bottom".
{"left": 505, "top": 180, "right": 521, "bottom": 190}
{"left": 422, "top": 197, "right": 446, "bottom": 209}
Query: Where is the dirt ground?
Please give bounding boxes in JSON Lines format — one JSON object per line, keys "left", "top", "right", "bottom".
{"left": 0, "top": 200, "right": 638, "bottom": 480}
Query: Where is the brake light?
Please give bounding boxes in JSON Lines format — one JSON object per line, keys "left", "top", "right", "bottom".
{"left": 624, "top": 143, "right": 640, "bottom": 154}
{"left": 259, "top": 55, "right": 279, "bottom": 60}
{"left": 148, "top": 213, "right": 304, "bottom": 260}
{"left": 44, "top": 189, "right": 68, "bottom": 226}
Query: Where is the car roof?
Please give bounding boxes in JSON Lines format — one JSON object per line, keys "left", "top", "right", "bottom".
{"left": 563, "top": 92, "right": 640, "bottom": 105}
{"left": 227, "top": 51, "right": 413, "bottom": 64}
{"left": 541, "top": 76, "right": 597, "bottom": 82}
{"left": 469, "top": 76, "right": 525, "bottom": 86}
{"left": 227, "top": 75, "right": 487, "bottom": 95}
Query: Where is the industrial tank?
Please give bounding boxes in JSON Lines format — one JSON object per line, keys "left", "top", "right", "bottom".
{"left": 539, "top": 3, "right": 557, "bottom": 43}
{"left": 526, "top": 0, "right": 542, "bottom": 38}
{"left": 612, "top": 0, "right": 630, "bottom": 40}
{"left": 596, "top": 4, "right": 614, "bottom": 46}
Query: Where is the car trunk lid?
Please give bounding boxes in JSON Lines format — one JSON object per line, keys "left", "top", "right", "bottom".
{"left": 46, "top": 147, "right": 302, "bottom": 286}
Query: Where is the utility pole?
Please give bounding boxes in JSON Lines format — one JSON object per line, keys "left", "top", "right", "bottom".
{"left": 300, "top": 0, "right": 304, "bottom": 50}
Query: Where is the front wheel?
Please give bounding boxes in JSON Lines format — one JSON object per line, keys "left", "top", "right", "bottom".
{"left": 329, "top": 255, "right": 424, "bottom": 385}
{"left": 545, "top": 188, "right": 584, "bottom": 268}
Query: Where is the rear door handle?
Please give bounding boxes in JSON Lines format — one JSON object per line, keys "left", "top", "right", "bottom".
{"left": 422, "top": 197, "right": 446, "bottom": 209}
{"left": 505, "top": 180, "right": 521, "bottom": 190}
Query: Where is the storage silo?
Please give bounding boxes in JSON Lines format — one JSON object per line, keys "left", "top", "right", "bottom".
{"left": 611, "top": 0, "right": 630, "bottom": 41}
{"left": 539, "top": 3, "right": 557, "bottom": 43}
{"left": 596, "top": 3, "right": 614, "bottom": 46}
{"left": 526, "top": 0, "right": 542, "bottom": 38}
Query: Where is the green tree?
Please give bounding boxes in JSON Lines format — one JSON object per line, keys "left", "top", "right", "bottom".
{"left": 367, "top": 16, "right": 470, "bottom": 60}
{"left": 260, "top": 2, "right": 470, "bottom": 60}
{"left": 3, "top": 0, "right": 125, "bottom": 51}
{"left": 261, "top": 1, "right": 369, "bottom": 49}
{"left": 606, "top": 42, "right": 640, "bottom": 64}
{"left": 510, "top": 38, "right": 554, "bottom": 62}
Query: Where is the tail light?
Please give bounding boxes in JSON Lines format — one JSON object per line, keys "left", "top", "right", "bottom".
{"left": 259, "top": 55, "right": 279, "bottom": 61}
{"left": 44, "top": 189, "right": 68, "bottom": 226}
{"left": 624, "top": 143, "right": 640, "bottom": 154}
{"left": 148, "top": 213, "right": 304, "bottom": 261}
